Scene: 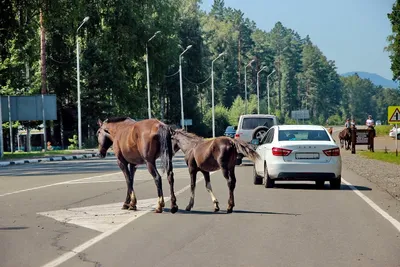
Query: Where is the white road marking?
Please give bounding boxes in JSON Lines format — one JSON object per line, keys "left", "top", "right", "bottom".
{"left": 0, "top": 172, "right": 121, "bottom": 197}
{"left": 37, "top": 198, "right": 167, "bottom": 232}
{"left": 342, "top": 178, "right": 400, "bottom": 233}
{"left": 40, "top": 172, "right": 215, "bottom": 267}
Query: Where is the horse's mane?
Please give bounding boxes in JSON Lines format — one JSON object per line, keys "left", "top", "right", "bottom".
{"left": 174, "top": 129, "right": 204, "bottom": 141}
{"left": 104, "top": 117, "right": 131, "bottom": 123}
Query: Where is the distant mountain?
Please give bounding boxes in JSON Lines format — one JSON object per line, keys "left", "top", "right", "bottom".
{"left": 341, "top": 71, "right": 398, "bottom": 89}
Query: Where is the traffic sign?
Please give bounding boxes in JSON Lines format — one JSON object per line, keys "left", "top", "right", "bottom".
{"left": 388, "top": 106, "right": 400, "bottom": 124}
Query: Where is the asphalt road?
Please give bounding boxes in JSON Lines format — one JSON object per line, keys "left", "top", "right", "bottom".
{"left": 1, "top": 151, "right": 400, "bottom": 267}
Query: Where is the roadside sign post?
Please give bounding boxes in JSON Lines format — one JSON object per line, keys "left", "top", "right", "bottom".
{"left": 0, "top": 98, "right": 3, "bottom": 158}
{"left": 388, "top": 106, "right": 400, "bottom": 157}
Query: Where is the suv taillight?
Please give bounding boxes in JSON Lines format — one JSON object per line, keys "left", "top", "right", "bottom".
{"left": 323, "top": 148, "right": 340, "bottom": 156}
{"left": 234, "top": 133, "right": 240, "bottom": 139}
{"left": 272, "top": 147, "right": 292, "bottom": 156}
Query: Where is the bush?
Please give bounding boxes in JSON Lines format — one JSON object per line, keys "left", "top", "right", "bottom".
{"left": 327, "top": 114, "right": 343, "bottom": 126}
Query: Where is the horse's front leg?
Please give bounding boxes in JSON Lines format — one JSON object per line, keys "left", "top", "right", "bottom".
{"left": 186, "top": 167, "right": 198, "bottom": 211}
{"left": 128, "top": 164, "right": 137, "bottom": 210}
{"left": 146, "top": 161, "right": 164, "bottom": 213}
{"left": 201, "top": 170, "right": 219, "bottom": 212}
{"left": 117, "top": 158, "right": 133, "bottom": 210}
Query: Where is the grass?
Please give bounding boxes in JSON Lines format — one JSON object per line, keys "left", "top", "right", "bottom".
{"left": 359, "top": 151, "right": 400, "bottom": 165}
{"left": 375, "top": 125, "right": 394, "bottom": 137}
{"left": 1, "top": 150, "right": 75, "bottom": 160}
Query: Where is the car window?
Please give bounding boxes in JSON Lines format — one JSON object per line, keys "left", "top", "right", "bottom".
{"left": 278, "top": 129, "right": 330, "bottom": 141}
{"left": 261, "top": 128, "right": 274, "bottom": 144}
{"left": 241, "top": 118, "right": 274, "bottom": 129}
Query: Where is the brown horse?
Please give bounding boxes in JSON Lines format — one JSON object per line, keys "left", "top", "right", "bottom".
{"left": 96, "top": 117, "right": 178, "bottom": 213}
{"left": 171, "top": 129, "right": 260, "bottom": 213}
{"left": 338, "top": 127, "right": 351, "bottom": 150}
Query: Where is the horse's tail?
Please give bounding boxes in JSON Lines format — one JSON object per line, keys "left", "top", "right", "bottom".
{"left": 158, "top": 122, "right": 173, "bottom": 174}
{"left": 231, "top": 138, "right": 260, "bottom": 162}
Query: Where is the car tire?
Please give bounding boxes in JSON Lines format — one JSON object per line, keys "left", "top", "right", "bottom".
{"left": 315, "top": 180, "right": 325, "bottom": 189}
{"left": 253, "top": 166, "right": 263, "bottom": 185}
{"left": 330, "top": 176, "right": 341, "bottom": 190}
{"left": 264, "top": 165, "right": 274, "bottom": 188}
{"left": 252, "top": 126, "right": 269, "bottom": 141}
{"left": 397, "top": 133, "right": 400, "bottom": 140}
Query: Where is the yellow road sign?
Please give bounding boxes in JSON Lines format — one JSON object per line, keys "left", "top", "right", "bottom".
{"left": 388, "top": 106, "right": 400, "bottom": 124}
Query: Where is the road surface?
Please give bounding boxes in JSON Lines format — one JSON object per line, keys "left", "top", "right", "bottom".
{"left": 0, "top": 152, "right": 400, "bottom": 267}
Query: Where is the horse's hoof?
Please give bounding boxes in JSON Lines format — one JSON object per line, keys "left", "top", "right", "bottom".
{"left": 154, "top": 208, "right": 163, "bottom": 213}
{"left": 122, "top": 204, "right": 129, "bottom": 210}
{"left": 185, "top": 205, "right": 192, "bottom": 211}
{"left": 214, "top": 206, "right": 220, "bottom": 212}
{"left": 226, "top": 208, "right": 233, "bottom": 214}
{"left": 128, "top": 205, "right": 137, "bottom": 211}
{"left": 170, "top": 205, "right": 179, "bottom": 214}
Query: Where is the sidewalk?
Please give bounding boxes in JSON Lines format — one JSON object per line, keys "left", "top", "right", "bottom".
{"left": 0, "top": 149, "right": 115, "bottom": 167}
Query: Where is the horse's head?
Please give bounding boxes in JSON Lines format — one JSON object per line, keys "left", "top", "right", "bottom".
{"left": 96, "top": 119, "right": 113, "bottom": 158}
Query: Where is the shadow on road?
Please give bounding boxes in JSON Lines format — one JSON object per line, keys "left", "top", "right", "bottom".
{"left": 273, "top": 183, "right": 372, "bottom": 191}
{"left": 168, "top": 209, "right": 300, "bottom": 216}
{"left": 0, "top": 226, "right": 29, "bottom": 230}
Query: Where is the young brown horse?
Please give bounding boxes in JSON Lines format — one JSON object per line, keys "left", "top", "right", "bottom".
{"left": 338, "top": 127, "right": 351, "bottom": 150}
{"left": 96, "top": 117, "right": 178, "bottom": 213}
{"left": 171, "top": 129, "right": 260, "bottom": 213}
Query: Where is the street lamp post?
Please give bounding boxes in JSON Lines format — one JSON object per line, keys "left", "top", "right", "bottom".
{"left": 76, "top": 16, "right": 89, "bottom": 150}
{"left": 244, "top": 59, "right": 255, "bottom": 114}
{"left": 257, "top": 66, "right": 268, "bottom": 114}
{"left": 211, "top": 52, "right": 225, "bottom": 138}
{"left": 179, "top": 45, "right": 193, "bottom": 129}
{"left": 145, "top": 30, "right": 161, "bottom": 119}
{"left": 267, "top": 69, "right": 276, "bottom": 114}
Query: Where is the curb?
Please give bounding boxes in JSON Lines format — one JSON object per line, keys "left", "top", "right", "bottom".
{"left": 0, "top": 152, "right": 115, "bottom": 168}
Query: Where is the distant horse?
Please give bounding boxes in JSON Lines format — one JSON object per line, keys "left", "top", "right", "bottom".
{"left": 96, "top": 117, "right": 178, "bottom": 213}
{"left": 367, "top": 125, "right": 376, "bottom": 151}
{"left": 338, "top": 127, "right": 351, "bottom": 150}
{"left": 171, "top": 129, "right": 260, "bottom": 213}
{"left": 327, "top": 127, "right": 333, "bottom": 136}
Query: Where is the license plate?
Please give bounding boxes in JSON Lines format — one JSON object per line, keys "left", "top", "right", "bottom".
{"left": 295, "top": 153, "right": 320, "bottom": 159}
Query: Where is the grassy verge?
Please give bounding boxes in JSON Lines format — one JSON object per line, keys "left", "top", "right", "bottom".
{"left": 359, "top": 151, "right": 400, "bottom": 165}
{"left": 1, "top": 150, "right": 75, "bottom": 160}
{"left": 375, "top": 125, "right": 393, "bottom": 137}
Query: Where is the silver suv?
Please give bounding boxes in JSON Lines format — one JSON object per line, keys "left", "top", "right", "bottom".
{"left": 234, "top": 114, "right": 279, "bottom": 164}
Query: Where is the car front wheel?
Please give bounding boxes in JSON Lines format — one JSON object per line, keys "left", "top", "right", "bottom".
{"left": 397, "top": 133, "right": 400, "bottom": 140}
{"left": 253, "top": 165, "right": 263, "bottom": 185}
{"left": 264, "top": 165, "right": 274, "bottom": 188}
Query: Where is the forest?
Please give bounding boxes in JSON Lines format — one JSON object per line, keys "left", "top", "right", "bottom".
{"left": 1, "top": 0, "right": 400, "bottom": 149}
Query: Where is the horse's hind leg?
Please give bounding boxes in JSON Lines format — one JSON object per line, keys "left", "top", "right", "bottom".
{"left": 167, "top": 168, "right": 179, "bottom": 214}
{"left": 117, "top": 158, "right": 133, "bottom": 210}
{"left": 186, "top": 168, "right": 198, "bottom": 211}
{"left": 146, "top": 161, "right": 164, "bottom": 213}
{"left": 225, "top": 167, "right": 237, "bottom": 213}
{"left": 201, "top": 170, "right": 219, "bottom": 212}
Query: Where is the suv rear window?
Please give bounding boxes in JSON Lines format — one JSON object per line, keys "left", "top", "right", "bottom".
{"left": 242, "top": 118, "right": 274, "bottom": 130}
{"left": 278, "top": 130, "right": 330, "bottom": 141}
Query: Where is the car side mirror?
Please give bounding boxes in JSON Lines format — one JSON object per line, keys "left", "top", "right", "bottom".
{"left": 251, "top": 138, "right": 260, "bottom": 145}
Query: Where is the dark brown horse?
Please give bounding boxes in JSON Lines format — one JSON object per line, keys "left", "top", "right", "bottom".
{"left": 338, "top": 127, "right": 351, "bottom": 150}
{"left": 96, "top": 117, "right": 178, "bottom": 213}
{"left": 171, "top": 129, "right": 260, "bottom": 213}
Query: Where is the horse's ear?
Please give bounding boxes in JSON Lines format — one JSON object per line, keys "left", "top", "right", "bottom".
{"left": 97, "top": 119, "right": 103, "bottom": 127}
{"left": 169, "top": 127, "right": 176, "bottom": 135}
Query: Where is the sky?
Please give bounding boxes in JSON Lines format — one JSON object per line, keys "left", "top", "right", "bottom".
{"left": 200, "top": 0, "right": 396, "bottom": 80}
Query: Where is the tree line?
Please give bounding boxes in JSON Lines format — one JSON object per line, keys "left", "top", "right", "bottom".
{"left": 1, "top": 0, "right": 400, "bottom": 150}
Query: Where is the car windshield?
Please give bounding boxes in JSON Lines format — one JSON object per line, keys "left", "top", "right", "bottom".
{"left": 242, "top": 118, "right": 274, "bottom": 130}
{"left": 278, "top": 129, "right": 330, "bottom": 141}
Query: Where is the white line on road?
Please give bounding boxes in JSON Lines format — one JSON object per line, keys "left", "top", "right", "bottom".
{"left": 40, "top": 172, "right": 215, "bottom": 267}
{"left": 343, "top": 178, "right": 400, "bottom": 233}
{"left": 0, "top": 172, "right": 121, "bottom": 197}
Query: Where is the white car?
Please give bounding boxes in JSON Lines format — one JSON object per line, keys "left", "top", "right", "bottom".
{"left": 252, "top": 125, "right": 342, "bottom": 189}
{"left": 389, "top": 126, "right": 400, "bottom": 140}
